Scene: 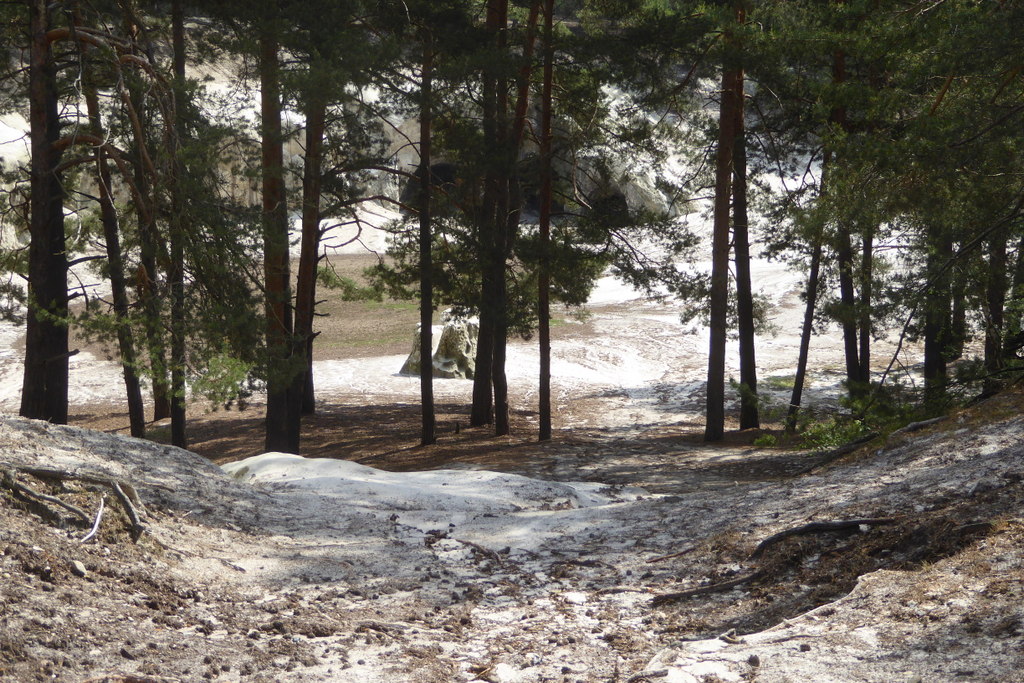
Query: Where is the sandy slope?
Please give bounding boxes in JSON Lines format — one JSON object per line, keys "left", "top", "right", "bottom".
{"left": 2, "top": 392, "right": 1023, "bottom": 681}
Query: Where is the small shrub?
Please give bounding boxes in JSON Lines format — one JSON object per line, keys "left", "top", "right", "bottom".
{"left": 800, "top": 417, "right": 871, "bottom": 450}
{"left": 753, "top": 433, "right": 777, "bottom": 448}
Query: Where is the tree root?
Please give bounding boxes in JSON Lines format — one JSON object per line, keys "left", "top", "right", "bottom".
{"left": 0, "top": 462, "right": 148, "bottom": 543}
{"left": 651, "top": 570, "right": 765, "bottom": 607}
{"left": 748, "top": 517, "right": 897, "bottom": 560}
{"left": 651, "top": 516, "right": 899, "bottom": 607}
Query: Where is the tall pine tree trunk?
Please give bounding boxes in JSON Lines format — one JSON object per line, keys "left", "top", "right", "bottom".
{"left": 260, "top": 29, "right": 299, "bottom": 453}
{"left": 418, "top": 37, "right": 437, "bottom": 446}
{"left": 537, "top": 0, "right": 554, "bottom": 442}
{"left": 80, "top": 27, "right": 146, "bottom": 438}
{"left": 294, "top": 90, "right": 327, "bottom": 418}
{"left": 120, "top": 12, "right": 171, "bottom": 423}
{"left": 169, "top": 0, "right": 187, "bottom": 447}
{"left": 704, "top": 60, "right": 741, "bottom": 442}
{"left": 732, "top": 65, "right": 758, "bottom": 430}
{"left": 21, "top": 0, "right": 69, "bottom": 425}
{"left": 470, "top": 0, "right": 506, "bottom": 428}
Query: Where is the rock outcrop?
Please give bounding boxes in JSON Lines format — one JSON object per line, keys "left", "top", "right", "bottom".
{"left": 399, "top": 310, "right": 478, "bottom": 379}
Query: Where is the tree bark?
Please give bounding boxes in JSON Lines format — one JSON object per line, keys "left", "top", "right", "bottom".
{"left": 120, "top": 11, "right": 171, "bottom": 423}
{"left": 492, "top": 0, "right": 512, "bottom": 437}
{"left": 418, "top": 37, "right": 436, "bottom": 446}
{"left": 786, "top": 238, "right": 823, "bottom": 433}
{"left": 985, "top": 227, "right": 1007, "bottom": 392}
{"left": 857, "top": 231, "right": 873, "bottom": 385}
{"left": 80, "top": 22, "right": 146, "bottom": 438}
{"left": 705, "top": 62, "right": 741, "bottom": 442}
{"left": 169, "top": 0, "right": 187, "bottom": 447}
{"left": 537, "top": 0, "right": 554, "bottom": 442}
{"left": 470, "top": 0, "right": 507, "bottom": 429}
{"left": 294, "top": 90, "right": 327, "bottom": 418}
{"left": 21, "top": 0, "right": 69, "bottom": 425}
{"left": 923, "top": 232, "right": 952, "bottom": 404}
{"left": 732, "top": 66, "right": 758, "bottom": 430}
{"left": 260, "top": 29, "right": 299, "bottom": 453}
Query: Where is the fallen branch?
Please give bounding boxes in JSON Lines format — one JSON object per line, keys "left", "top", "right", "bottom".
{"left": 892, "top": 415, "right": 947, "bottom": 435}
{"left": 651, "top": 570, "right": 764, "bottom": 607}
{"left": 795, "top": 432, "right": 880, "bottom": 475}
{"left": 749, "top": 518, "right": 898, "bottom": 560}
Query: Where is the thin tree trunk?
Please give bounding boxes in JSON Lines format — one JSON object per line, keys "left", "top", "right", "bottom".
{"left": 1003, "top": 236, "right": 1024, "bottom": 357}
{"left": 985, "top": 227, "right": 1007, "bottom": 392}
{"left": 120, "top": 13, "right": 171, "bottom": 423}
{"left": 732, "top": 66, "right": 758, "bottom": 430}
{"left": 169, "top": 0, "right": 187, "bottom": 447}
{"left": 786, "top": 238, "right": 823, "bottom": 433}
{"left": 470, "top": 0, "right": 505, "bottom": 428}
{"left": 80, "top": 26, "right": 146, "bottom": 438}
{"left": 857, "top": 231, "right": 873, "bottom": 385}
{"left": 836, "top": 226, "right": 861, "bottom": 395}
{"left": 260, "top": 29, "right": 299, "bottom": 453}
{"left": 21, "top": 0, "right": 69, "bottom": 424}
{"left": 492, "top": 0, "right": 512, "bottom": 437}
{"left": 418, "top": 37, "right": 436, "bottom": 446}
{"left": 537, "top": 0, "right": 554, "bottom": 442}
{"left": 294, "top": 91, "right": 327, "bottom": 417}
{"left": 923, "top": 232, "right": 952, "bottom": 404}
{"left": 829, "top": 42, "right": 862, "bottom": 399}
{"left": 949, "top": 263, "right": 967, "bottom": 361}
{"left": 705, "top": 62, "right": 741, "bottom": 442}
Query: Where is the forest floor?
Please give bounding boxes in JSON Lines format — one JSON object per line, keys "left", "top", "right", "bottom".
{"left": 2, "top": 253, "right": 1024, "bottom": 681}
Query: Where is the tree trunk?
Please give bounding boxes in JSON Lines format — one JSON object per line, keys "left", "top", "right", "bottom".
{"left": 119, "top": 13, "right": 171, "bottom": 423}
{"left": 169, "top": 0, "right": 187, "bottom": 447}
{"left": 705, "top": 62, "right": 741, "bottom": 442}
{"left": 923, "top": 232, "right": 952, "bottom": 404}
{"left": 537, "top": 0, "right": 554, "bottom": 442}
{"left": 492, "top": 0, "right": 512, "bottom": 437}
{"left": 949, "top": 262, "right": 967, "bottom": 361}
{"left": 21, "top": 0, "right": 69, "bottom": 425}
{"left": 294, "top": 91, "right": 327, "bottom": 418}
{"left": 732, "top": 67, "right": 758, "bottom": 431}
{"left": 1003, "top": 236, "right": 1024, "bottom": 358}
{"left": 836, "top": 225, "right": 861, "bottom": 396}
{"left": 786, "top": 238, "right": 823, "bottom": 433}
{"left": 418, "top": 38, "right": 436, "bottom": 446}
{"left": 80, "top": 26, "right": 146, "bottom": 438}
{"left": 470, "top": 0, "right": 506, "bottom": 429}
{"left": 260, "top": 29, "right": 299, "bottom": 453}
{"left": 856, "top": 231, "right": 873, "bottom": 385}
{"left": 985, "top": 227, "right": 1007, "bottom": 392}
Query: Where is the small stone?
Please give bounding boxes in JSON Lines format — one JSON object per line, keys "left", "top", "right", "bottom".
{"left": 799, "top": 643, "right": 811, "bottom": 652}
{"left": 69, "top": 560, "right": 87, "bottom": 578}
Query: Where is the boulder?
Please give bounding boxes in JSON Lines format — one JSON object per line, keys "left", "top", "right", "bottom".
{"left": 399, "top": 310, "right": 478, "bottom": 379}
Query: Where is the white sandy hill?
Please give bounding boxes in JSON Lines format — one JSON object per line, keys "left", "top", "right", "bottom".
{"left": 224, "top": 451, "right": 645, "bottom": 517}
